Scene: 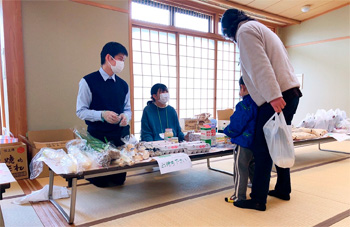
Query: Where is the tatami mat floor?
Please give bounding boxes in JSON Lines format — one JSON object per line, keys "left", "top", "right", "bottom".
{"left": 1, "top": 141, "right": 349, "bottom": 226}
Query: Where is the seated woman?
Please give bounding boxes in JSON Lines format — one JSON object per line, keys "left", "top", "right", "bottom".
{"left": 141, "top": 83, "right": 184, "bottom": 142}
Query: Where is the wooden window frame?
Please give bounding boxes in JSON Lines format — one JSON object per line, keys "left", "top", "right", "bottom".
{"left": 130, "top": 2, "right": 278, "bottom": 134}
{"left": 130, "top": 20, "right": 238, "bottom": 134}
{"left": 0, "top": 0, "right": 27, "bottom": 138}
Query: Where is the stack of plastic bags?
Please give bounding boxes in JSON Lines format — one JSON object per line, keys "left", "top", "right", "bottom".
{"left": 298, "top": 109, "right": 350, "bottom": 133}
{"left": 29, "top": 139, "right": 106, "bottom": 179}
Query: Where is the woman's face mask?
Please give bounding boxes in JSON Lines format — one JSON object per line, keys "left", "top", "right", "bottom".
{"left": 159, "top": 93, "right": 169, "bottom": 104}
{"left": 108, "top": 56, "right": 124, "bottom": 74}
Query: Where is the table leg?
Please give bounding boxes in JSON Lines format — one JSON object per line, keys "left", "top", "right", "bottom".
{"left": 1, "top": 183, "right": 10, "bottom": 226}
{"left": 69, "top": 178, "right": 77, "bottom": 224}
{"left": 318, "top": 142, "right": 350, "bottom": 154}
{"left": 0, "top": 205, "right": 4, "bottom": 227}
{"left": 49, "top": 177, "right": 77, "bottom": 224}
{"left": 206, "top": 157, "right": 211, "bottom": 169}
{"left": 48, "top": 169, "right": 78, "bottom": 224}
{"left": 207, "top": 157, "right": 233, "bottom": 176}
{"left": 48, "top": 169, "right": 54, "bottom": 199}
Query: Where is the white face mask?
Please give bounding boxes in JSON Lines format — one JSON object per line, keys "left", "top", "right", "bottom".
{"left": 108, "top": 57, "right": 124, "bottom": 74}
{"left": 159, "top": 93, "right": 169, "bottom": 104}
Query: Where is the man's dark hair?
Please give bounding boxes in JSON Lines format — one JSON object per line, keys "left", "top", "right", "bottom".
{"left": 100, "top": 42, "right": 128, "bottom": 65}
{"left": 147, "top": 83, "right": 168, "bottom": 105}
{"left": 221, "top": 9, "right": 254, "bottom": 42}
{"left": 239, "top": 76, "right": 245, "bottom": 86}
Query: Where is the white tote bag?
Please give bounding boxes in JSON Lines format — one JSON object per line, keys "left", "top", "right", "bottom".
{"left": 263, "top": 112, "right": 295, "bottom": 168}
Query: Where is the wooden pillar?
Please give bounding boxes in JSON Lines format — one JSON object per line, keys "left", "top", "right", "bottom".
{"left": 2, "top": 0, "right": 27, "bottom": 138}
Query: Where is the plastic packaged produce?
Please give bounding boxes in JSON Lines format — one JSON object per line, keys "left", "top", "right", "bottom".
{"left": 73, "top": 128, "right": 121, "bottom": 167}
{"left": 29, "top": 148, "right": 79, "bottom": 178}
{"left": 61, "top": 154, "right": 78, "bottom": 174}
{"left": 118, "top": 135, "right": 150, "bottom": 164}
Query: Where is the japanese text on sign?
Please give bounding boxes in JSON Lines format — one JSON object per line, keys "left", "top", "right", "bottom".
{"left": 4, "top": 155, "right": 25, "bottom": 172}
{"left": 154, "top": 153, "right": 192, "bottom": 174}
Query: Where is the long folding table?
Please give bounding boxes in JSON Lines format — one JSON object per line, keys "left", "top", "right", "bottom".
{"left": 46, "top": 148, "right": 234, "bottom": 224}
{"left": 46, "top": 136, "right": 346, "bottom": 224}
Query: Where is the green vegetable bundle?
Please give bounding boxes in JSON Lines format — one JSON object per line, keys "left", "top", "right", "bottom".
{"left": 73, "top": 129, "right": 108, "bottom": 152}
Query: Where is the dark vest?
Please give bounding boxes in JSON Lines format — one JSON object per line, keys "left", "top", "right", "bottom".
{"left": 84, "top": 71, "right": 128, "bottom": 137}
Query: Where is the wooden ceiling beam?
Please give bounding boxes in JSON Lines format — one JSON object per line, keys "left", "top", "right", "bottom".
{"left": 155, "top": 0, "right": 224, "bottom": 15}
{"left": 188, "top": 0, "right": 301, "bottom": 25}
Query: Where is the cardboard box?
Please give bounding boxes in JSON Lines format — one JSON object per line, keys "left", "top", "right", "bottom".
{"left": 33, "top": 140, "right": 71, "bottom": 149}
{"left": 217, "top": 109, "right": 234, "bottom": 120}
{"left": 0, "top": 142, "right": 28, "bottom": 179}
{"left": 217, "top": 109, "right": 234, "bottom": 131}
{"left": 27, "top": 129, "right": 75, "bottom": 178}
{"left": 180, "top": 118, "right": 198, "bottom": 131}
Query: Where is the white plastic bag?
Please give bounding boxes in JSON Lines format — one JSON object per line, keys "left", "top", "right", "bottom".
{"left": 29, "top": 148, "right": 76, "bottom": 179}
{"left": 297, "top": 113, "right": 316, "bottom": 128}
{"left": 263, "top": 112, "right": 295, "bottom": 168}
{"left": 13, "top": 185, "right": 70, "bottom": 205}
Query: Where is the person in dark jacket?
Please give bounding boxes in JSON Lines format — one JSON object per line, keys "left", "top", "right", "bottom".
{"left": 76, "top": 42, "right": 131, "bottom": 187}
{"left": 223, "top": 76, "right": 257, "bottom": 203}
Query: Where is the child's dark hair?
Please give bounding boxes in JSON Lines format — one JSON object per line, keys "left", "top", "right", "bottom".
{"left": 100, "top": 42, "right": 128, "bottom": 65}
{"left": 147, "top": 83, "right": 168, "bottom": 105}
{"left": 239, "top": 76, "right": 245, "bottom": 86}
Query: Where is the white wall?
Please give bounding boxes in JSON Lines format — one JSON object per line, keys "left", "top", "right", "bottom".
{"left": 21, "top": 0, "right": 130, "bottom": 131}
{"left": 21, "top": 1, "right": 350, "bottom": 130}
{"left": 279, "top": 5, "right": 350, "bottom": 125}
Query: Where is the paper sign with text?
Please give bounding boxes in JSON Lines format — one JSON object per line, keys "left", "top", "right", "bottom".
{"left": 154, "top": 153, "right": 192, "bottom": 174}
{"left": 0, "top": 163, "right": 16, "bottom": 184}
{"left": 328, "top": 133, "right": 350, "bottom": 142}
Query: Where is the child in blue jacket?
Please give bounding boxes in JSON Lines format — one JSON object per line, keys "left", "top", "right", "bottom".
{"left": 224, "top": 76, "right": 258, "bottom": 202}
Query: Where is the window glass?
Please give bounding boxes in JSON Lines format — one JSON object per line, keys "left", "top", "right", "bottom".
{"left": 218, "top": 21, "right": 222, "bottom": 35}
{"left": 131, "top": 2, "right": 246, "bottom": 137}
{"left": 132, "top": 28, "right": 177, "bottom": 139}
{"left": 131, "top": 2, "right": 170, "bottom": 26}
{"left": 216, "top": 41, "right": 241, "bottom": 111}
{"left": 175, "top": 13, "right": 209, "bottom": 33}
{"left": 179, "top": 35, "right": 215, "bottom": 118}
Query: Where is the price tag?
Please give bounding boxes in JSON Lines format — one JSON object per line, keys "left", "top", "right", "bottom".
{"left": 154, "top": 153, "right": 192, "bottom": 174}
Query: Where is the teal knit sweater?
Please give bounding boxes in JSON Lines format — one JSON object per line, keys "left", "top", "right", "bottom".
{"left": 141, "top": 102, "right": 184, "bottom": 142}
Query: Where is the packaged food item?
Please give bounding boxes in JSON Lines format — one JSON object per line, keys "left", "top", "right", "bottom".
{"left": 196, "top": 113, "right": 212, "bottom": 130}
{"left": 215, "top": 133, "right": 226, "bottom": 144}
{"left": 183, "top": 141, "right": 211, "bottom": 154}
{"left": 171, "top": 137, "right": 179, "bottom": 143}
{"left": 157, "top": 143, "right": 184, "bottom": 154}
{"left": 201, "top": 125, "right": 211, "bottom": 145}
{"left": 210, "top": 119, "right": 217, "bottom": 146}
{"left": 184, "top": 131, "right": 201, "bottom": 142}
{"left": 164, "top": 128, "right": 174, "bottom": 141}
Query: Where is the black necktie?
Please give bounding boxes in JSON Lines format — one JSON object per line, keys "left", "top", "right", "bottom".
{"left": 107, "top": 78, "right": 114, "bottom": 84}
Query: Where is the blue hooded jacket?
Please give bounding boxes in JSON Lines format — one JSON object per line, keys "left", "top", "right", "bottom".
{"left": 223, "top": 94, "right": 258, "bottom": 149}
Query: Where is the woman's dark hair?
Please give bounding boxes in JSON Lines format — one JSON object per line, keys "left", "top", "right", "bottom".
{"left": 147, "top": 83, "right": 168, "bottom": 105}
{"left": 239, "top": 76, "right": 245, "bottom": 86}
{"left": 100, "top": 42, "right": 128, "bottom": 65}
{"left": 221, "top": 9, "right": 254, "bottom": 42}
